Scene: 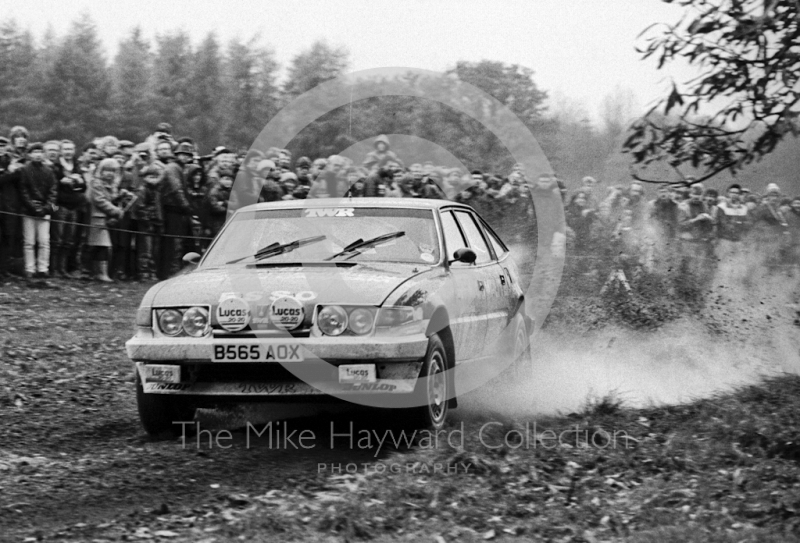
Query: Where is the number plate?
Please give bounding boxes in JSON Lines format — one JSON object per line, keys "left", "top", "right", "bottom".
{"left": 144, "top": 364, "right": 181, "bottom": 383}
{"left": 338, "top": 364, "right": 376, "bottom": 383}
{"left": 212, "top": 343, "right": 304, "bottom": 362}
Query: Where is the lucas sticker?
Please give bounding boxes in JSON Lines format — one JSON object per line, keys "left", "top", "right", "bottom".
{"left": 216, "top": 297, "right": 251, "bottom": 332}
{"left": 269, "top": 296, "right": 305, "bottom": 330}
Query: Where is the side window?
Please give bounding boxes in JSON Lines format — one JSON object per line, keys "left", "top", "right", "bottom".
{"left": 454, "top": 211, "right": 491, "bottom": 264}
{"left": 440, "top": 211, "right": 467, "bottom": 261}
{"left": 484, "top": 224, "right": 508, "bottom": 259}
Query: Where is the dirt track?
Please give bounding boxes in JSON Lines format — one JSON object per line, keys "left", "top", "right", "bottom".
{"left": 2, "top": 252, "right": 799, "bottom": 541}
{"left": 0, "top": 280, "right": 402, "bottom": 541}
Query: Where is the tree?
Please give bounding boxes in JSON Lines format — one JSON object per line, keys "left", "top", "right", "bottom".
{"left": 221, "top": 37, "right": 279, "bottom": 150}
{"left": 110, "top": 26, "right": 157, "bottom": 142}
{"left": 283, "top": 40, "right": 349, "bottom": 98}
{"left": 152, "top": 30, "right": 193, "bottom": 130}
{"left": 0, "top": 19, "right": 40, "bottom": 133}
{"left": 40, "top": 14, "right": 112, "bottom": 142}
{"left": 186, "top": 33, "right": 224, "bottom": 152}
{"left": 447, "top": 60, "right": 548, "bottom": 131}
{"left": 624, "top": 0, "right": 800, "bottom": 184}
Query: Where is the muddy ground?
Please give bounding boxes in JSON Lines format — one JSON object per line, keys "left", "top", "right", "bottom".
{"left": 1, "top": 257, "right": 799, "bottom": 541}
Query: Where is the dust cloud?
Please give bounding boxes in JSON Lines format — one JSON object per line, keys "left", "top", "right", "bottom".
{"left": 458, "top": 241, "right": 800, "bottom": 419}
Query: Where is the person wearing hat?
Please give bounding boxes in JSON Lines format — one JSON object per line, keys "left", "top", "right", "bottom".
{"left": 174, "top": 142, "right": 195, "bottom": 166}
{"left": 16, "top": 142, "right": 58, "bottom": 285}
{"left": 204, "top": 168, "right": 234, "bottom": 237}
{"left": 131, "top": 165, "right": 164, "bottom": 280}
{"left": 278, "top": 171, "right": 300, "bottom": 200}
{"left": 255, "top": 159, "right": 283, "bottom": 202}
{"left": 118, "top": 140, "right": 134, "bottom": 160}
{"left": 292, "top": 156, "right": 312, "bottom": 199}
{"left": 751, "top": 183, "right": 789, "bottom": 266}
{"left": 157, "top": 141, "right": 194, "bottom": 279}
{"left": 421, "top": 170, "right": 447, "bottom": 200}
{"left": 754, "top": 183, "right": 788, "bottom": 229}
{"left": 278, "top": 149, "right": 292, "bottom": 174}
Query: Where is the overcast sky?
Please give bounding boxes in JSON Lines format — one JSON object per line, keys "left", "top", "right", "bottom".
{"left": 6, "top": 0, "right": 696, "bottom": 124}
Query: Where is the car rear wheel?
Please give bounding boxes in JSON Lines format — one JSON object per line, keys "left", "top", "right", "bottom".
{"left": 508, "top": 315, "right": 532, "bottom": 381}
{"left": 410, "top": 334, "right": 449, "bottom": 431}
{"left": 135, "top": 373, "right": 196, "bottom": 436}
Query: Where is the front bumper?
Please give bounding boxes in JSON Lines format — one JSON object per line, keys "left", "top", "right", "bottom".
{"left": 128, "top": 330, "right": 428, "bottom": 397}
{"left": 126, "top": 330, "right": 429, "bottom": 362}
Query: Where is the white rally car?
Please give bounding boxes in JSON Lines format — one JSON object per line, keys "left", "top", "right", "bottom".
{"left": 126, "top": 198, "right": 532, "bottom": 435}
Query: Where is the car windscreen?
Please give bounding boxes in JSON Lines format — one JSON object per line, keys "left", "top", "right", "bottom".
{"left": 201, "top": 207, "right": 440, "bottom": 267}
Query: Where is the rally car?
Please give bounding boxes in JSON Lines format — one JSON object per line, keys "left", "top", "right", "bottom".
{"left": 126, "top": 198, "right": 532, "bottom": 435}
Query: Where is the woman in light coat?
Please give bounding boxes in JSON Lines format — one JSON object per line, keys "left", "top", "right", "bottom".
{"left": 88, "top": 158, "right": 124, "bottom": 282}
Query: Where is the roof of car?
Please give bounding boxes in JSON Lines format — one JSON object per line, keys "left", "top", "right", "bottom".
{"left": 236, "top": 198, "right": 473, "bottom": 213}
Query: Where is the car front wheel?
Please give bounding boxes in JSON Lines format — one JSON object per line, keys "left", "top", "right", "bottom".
{"left": 410, "top": 334, "right": 449, "bottom": 430}
{"left": 135, "top": 372, "right": 196, "bottom": 436}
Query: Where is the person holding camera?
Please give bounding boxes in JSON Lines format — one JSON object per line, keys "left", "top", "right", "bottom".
{"left": 17, "top": 142, "right": 58, "bottom": 285}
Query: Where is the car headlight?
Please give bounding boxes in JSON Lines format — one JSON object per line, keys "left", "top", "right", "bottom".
{"left": 155, "top": 306, "right": 211, "bottom": 337}
{"left": 348, "top": 307, "right": 375, "bottom": 335}
{"left": 318, "top": 305, "right": 348, "bottom": 336}
{"left": 182, "top": 306, "right": 210, "bottom": 337}
{"left": 158, "top": 309, "right": 184, "bottom": 336}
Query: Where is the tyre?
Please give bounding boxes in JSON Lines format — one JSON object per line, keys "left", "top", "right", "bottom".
{"left": 410, "top": 334, "right": 449, "bottom": 431}
{"left": 507, "top": 314, "right": 532, "bottom": 381}
{"left": 135, "top": 372, "right": 196, "bottom": 436}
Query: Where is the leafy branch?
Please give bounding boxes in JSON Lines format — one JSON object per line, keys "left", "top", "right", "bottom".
{"left": 624, "top": 0, "right": 800, "bottom": 181}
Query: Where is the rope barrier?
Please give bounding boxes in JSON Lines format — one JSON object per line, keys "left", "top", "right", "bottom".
{"left": 0, "top": 209, "right": 215, "bottom": 241}
{"left": 1, "top": 209, "right": 796, "bottom": 266}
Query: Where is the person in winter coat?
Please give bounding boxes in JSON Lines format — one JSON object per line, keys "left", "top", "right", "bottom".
{"left": 48, "top": 140, "right": 87, "bottom": 276}
{"left": 420, "top": 171, "right": 447, "bottom": 200}
{"left": 565, "top": 190, "right": 597, "bottom": 254}
{"left": 0, "top": 136, "right": 22, "bottom": 281}
{"left": 17, "top": 142, "right": 58, "bottom": 283}
{"left": 752, "top": 183, "right": 790, "bottom": 269}
{"left": 716, "top": 184, "right": 750, "bottom": 242}
{"left": 255, "top": 160, "right": 284, "bottom": 202}
{"left": 363, "top": 135, "right": 403, "bottom": 171}
{"left": 184, "top": 164, "right": 208, "bottom": 254}
{"left": 132, "top": 165, "right": 164, "bottom": 280}
{"left": 204, "top": 169, "right": 234, "bottom": 237}
{"left": 88, "top": 158, "right": 125, "bottom": 282}
{"left": 677, "top": 184, "right": 715, "bottom": 285}
{"left": 157, "top": 144, "right": 194, "bottom": 279}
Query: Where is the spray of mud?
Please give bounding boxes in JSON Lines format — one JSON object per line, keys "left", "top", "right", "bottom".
{"left": 458, "top": 239, "right": 800, "bottom": 419}
{"left": 200, "top": 236, "right": 799, "bottom": 428}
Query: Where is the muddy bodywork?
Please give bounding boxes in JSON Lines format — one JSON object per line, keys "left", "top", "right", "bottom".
{"left": 126, "top": 198, "right": 526, "bottom": 404}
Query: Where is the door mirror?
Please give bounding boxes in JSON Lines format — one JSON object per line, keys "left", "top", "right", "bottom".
{"left": 182, "top": 252, "right": 201, "bottom": 265}
{"left": 450, "top": 248, "right": 477, "bottom": 265}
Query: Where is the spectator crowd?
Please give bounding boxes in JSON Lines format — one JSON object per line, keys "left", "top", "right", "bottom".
{"left": 564, "top": 175, "right": 800, "bottom": 291}
{"left": 0, "top": 123, "right": 798, "bottom": 290}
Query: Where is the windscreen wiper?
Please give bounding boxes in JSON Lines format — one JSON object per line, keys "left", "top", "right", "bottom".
{"left": 324, "top": 231, "right": 405, "bottom": 261}
{"left": 225, "top": 235, "right": 327, "bottom": 265}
